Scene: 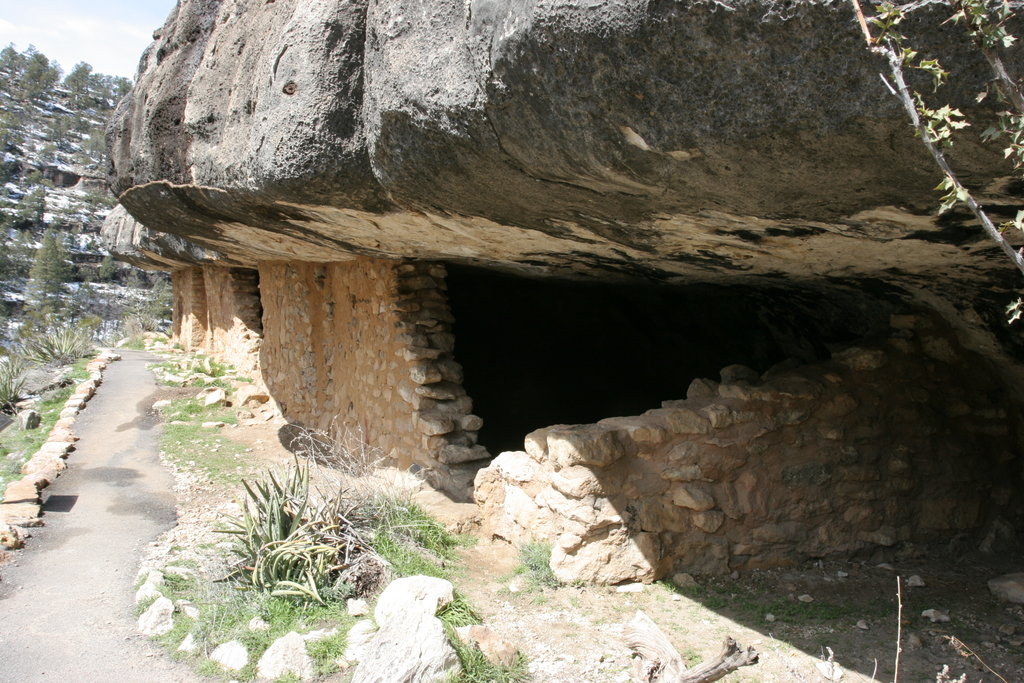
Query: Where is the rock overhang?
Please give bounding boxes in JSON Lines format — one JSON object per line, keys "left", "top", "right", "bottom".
{"left": 105, "top": 0, "right": 1024, "bottom": 291}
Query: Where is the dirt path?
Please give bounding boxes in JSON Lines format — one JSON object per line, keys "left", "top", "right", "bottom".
{"left": 0, "top": 350, "right": 200, "bottom": 682}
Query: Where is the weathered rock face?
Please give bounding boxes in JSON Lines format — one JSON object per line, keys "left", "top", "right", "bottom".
{"left": 475, "top": 314, "right": 1022, "bottom": 582}
{"left": 109, "top": 1, "right": 1020, "bottom": 294}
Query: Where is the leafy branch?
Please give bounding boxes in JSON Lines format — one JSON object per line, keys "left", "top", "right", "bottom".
{"left": 852, "top": 0, "right": 1024, "bottom": 320}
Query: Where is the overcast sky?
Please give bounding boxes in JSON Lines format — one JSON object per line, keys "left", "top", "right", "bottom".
{"left": 0, "top": 1, "right": 175, "bottom": 79}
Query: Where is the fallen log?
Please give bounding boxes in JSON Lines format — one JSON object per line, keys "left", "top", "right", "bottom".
{"left": 625, "top": 610, "right": 759, "bottom": 683}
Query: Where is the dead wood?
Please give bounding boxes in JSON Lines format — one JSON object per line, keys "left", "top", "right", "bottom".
{"left": 625, "top": 610, "right": 759, "bottom": 683}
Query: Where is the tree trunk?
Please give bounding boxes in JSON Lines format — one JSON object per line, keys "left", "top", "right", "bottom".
{"left": 625, "top": 610, "right": 759, "bottom": 683}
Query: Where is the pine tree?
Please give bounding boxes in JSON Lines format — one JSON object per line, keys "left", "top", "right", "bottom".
{"left": 25, "top": 230, "right": 73, "bottom": 323}
{"left": 63, "top": 62, "right": 94, "bottom": 109}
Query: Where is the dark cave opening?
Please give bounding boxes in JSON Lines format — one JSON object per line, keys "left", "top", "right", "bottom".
{"left": 444, "top": 265, "right": 894, "bottom": 455}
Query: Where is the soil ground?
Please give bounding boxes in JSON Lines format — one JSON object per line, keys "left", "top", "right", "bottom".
{"left": 164, "top": 399, "right": 1024, "bottom": 683}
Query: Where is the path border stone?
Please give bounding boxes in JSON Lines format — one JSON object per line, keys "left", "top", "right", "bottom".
{"left": 0, "top": 350, "right": 122, "bottom": 529}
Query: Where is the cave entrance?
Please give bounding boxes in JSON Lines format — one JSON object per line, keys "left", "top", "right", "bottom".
{"left": 444, "top": 265, "right": 891, "bottom": 455}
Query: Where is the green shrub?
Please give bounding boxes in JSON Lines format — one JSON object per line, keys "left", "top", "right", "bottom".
{"left": 514, "top": 542, "right": 562, "bottom": 589}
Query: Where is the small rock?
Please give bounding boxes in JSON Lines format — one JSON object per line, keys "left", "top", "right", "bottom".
{"left": 178, "top": 633, "right": 197, "bottom": 653}
{"left": 138, "top": 596, "right": 175, "bottom": 636}
{"left": 199, "top": 387, "right": 228, "bottom": 407}
{"left": 856, "top": 620, "right": 869, "bottom": 630}
{"left": 906, "top": 575, "right": 925, "bottom": 588}
{"left": 671, "top": 572, "right": 698, "bottom": 588}
{"left": 302, "top": 628, "right": 338, "bottom": 642}
{"left": 507, "top": 577, "right": 524, "bottom": 593}
{"left": 347, "top": 598, "right": 370, "bottom": 617}
{"left": 876, "top": 563, "right": 895, "bottom": 571}
{"left": 998, "top": 623, "right": 1016, "bottom": 636}
{"left": 201, "top": 421, "right": 227, "bottom": 429}
{"left": 134, "top": 581, "right": 163, "bottom": 604}
{"left": 257, "top": 631, "right": 313, "bottom": 681}
{"left": 905, "top": 632, "right": 923, "bottom": 649}
{"left": 17, "top": 410, "right": 41, "bottom": 430}
{"left": 729, "top": 571, "right": 740, "bottom": 580}
{"left": 921, "top": 609, "right": 950, "bottom": 623}
{"left": 454, "top": 624, "right": 518, "bottom": 667}
{"left": 0, "top": 522, "right": 25, "bottom": 550}
{"left": 616, "top": 583, "right": 644, "bottom": 593}
{"left": 248, "top": 617, "right": 270, "bottom": 632}
{"left": 988, "top": 573, "right": 1024, "bottom": 604}
{"left": 176, "top": 600, "right": 200, "bottom": 619}
{"left": 671, "top": 595, "right": 681, "bottom": 601}
{"left": 836, "top": 571, "right": 849, "bottom": 579}
{"left": 210, "top": 640, "right": 248, "bottom": 671}
{"left": 374, "top": 575, "right": 453, "bottom": 627}
{"left": 765, "top": 613, "right": 776, "bottom": 623}
{"left": 798, "top": 594, "right": 814, "bottom": 603}
{"left": 152, "top": 400, "right": 172, "bottom": 410}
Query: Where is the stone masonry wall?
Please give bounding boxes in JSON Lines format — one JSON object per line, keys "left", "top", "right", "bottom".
{"left": 171, "top": 267, "right": 207, "bottom": 352}
{"left": 475, "top": 314, "right": 1022, "bottom": 584}
{"left": 258, "top": 258, "right": 486, "bottom": 493}
{"left": 170, "top": 265, "right": 263, "bottom": 380}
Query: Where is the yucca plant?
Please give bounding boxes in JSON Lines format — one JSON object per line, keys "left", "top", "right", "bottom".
{"left": 220, "top": 461, "right": 384, "bottom": 603}
{"left": 18, "top": 326, "right": 94, "bottom": 366}
{"left": 0, "top": 355, "right": 28, "bottom": 412}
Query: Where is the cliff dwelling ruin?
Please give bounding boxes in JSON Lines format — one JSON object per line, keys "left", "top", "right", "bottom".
{"left": 102, "top": 0, "right": 1024, "bottom": 584}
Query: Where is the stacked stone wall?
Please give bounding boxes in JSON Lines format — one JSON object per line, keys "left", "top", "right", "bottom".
{"left": 475, "top": 314, "right": 1022, "bottom": 583}
{"left": 257, "top": 258, "right": 485, "bottom": 491}
{"left": 170, "top": 265, "right": 263, "bottom": 380}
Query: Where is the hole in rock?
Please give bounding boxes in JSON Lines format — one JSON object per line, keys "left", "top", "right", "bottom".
{"left": 445, "top": 265, "right": 893, "bottom": 454}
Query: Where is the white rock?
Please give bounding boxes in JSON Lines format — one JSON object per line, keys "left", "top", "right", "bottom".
{"left": 210, "top": 640, "right": 249, "bottom": 671}
{"left": 798, "top": 594, "right": 814, "bottom": 603}
{"left": 343, "top": 620, "right": 377, "bottom": 663}
{"left": 921, "top": 609, "right": 950, "bottom": 623}
{"left": 351, "top": 611, "right": 459, "bottom": 683}
{"left": 138, "top": 596, "right": 175, "bottom": 636}
{"left": 836, "top": 571, "right": 849, "bottom": 579}
{"left": 302, "top": 628, "right": 338, "bottom": 642}
{"left": 906, "top": 575, "right": 925, "bottom": 587}
{"left": 876, "top": 563, "right": 895, "bottom": 571}
{"left": 347, "top": 598, "right": 370, "bottom": 617}
{"left": 248, "top": 617, "right": 270, "bottom": 632}
{"left": 765, "top": 613, "right": 776, "bottom": 623}
{"left": 856, "top": 620, "right": 869, "bottom": 630}
{"left": 198, "top": 387, "right": 228, "bottom": 406}
{"left": 257, "top": 631, "right": 313, "bottom": 681}
{"left": 201, "top": 421, "right": 227, "bottom": 429}
{"left": 616, "top": 583, "right": 644, "bottom": 593}
{"left": 374, "top": 575, "right": 454, "bottom": 628}
{"left": 135, "top": 581, "right": 163, "bottom": 605}
{"left": 177, "top": 633, "right": 197, "bottom": 653}
{"left": 152, "top": 399, "right": 172, "bottom": 410}
{"left": 507, "top": 577, "right": 524, "bottom": 593}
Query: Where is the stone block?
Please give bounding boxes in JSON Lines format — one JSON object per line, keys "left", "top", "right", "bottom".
{"left": 438, "top": 444, "right": 489, "bottom": 465}
{"left": 833, "top": 347, "right": 887, "bottom": 371}
{"left": 547, "top": 424, "right": 634, "bottom": 468}
{"left": 4, "top": 479, "right": 41, "bottom": 504}
{"left": 656, "top": 408, "right": 711, "bottom": 435}
{"left": 415, "top": 381, "right": 463, "bottom": 400}
{"left": 692, "top": 510, "right": 725, "bottom": 533}
{"left": 0, "top": 502, "right": 42, "bottom": 526}
{"left": 550, "top": 526, "right": 663, "bottom": 585}
{"left": 663, "top": 464, "right": 703, "bottom": 482}
{"left": 490, "top": 451, "right": 536, "bottom": 483}
{"left": 720, "top": 364, "right": 761, "bottom": 383}
{"left": 550, "top": 466, "right": 606, "bottom": 499}
{"left": 416, "top": 412, "right": 456, "bottom": 436}
{"left": 409, "top": 363, "right": 443, "bottom": 385}
{"left": 685, "top": 377, "right": 719, "bottom": 402}
{"left": 671, "top": 484, "right": 715, "bottom": 511}
{"left": 598, "top": 416, "right": 667, "bottom": 444}
{"left": 524, "top": 426, "right": 565, "bottom": 462}
{"left": 459, "top": 414, "right": 483, "bottom": 432}
{"left": 989, "top": 573, "right": 1024, "bottom": 604}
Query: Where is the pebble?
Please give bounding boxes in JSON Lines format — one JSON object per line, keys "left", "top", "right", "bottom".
{"left": 906, "top": 575, "right": 926, "bottom": 588}
{"left": 998, "top": 623, "right": 1016, "bottom": 636}
{"left": 765, "top": 613, "right": 776, "bottom": 623}
{"left": 856, "top": 620, "right": 869, "bottom": 630}
{"left": 876, "top": 563, "right": 895, "bottom": 571}
{"left": 248, "top": 617, "right": 270, "bottom": 632}
{"left": 797, "top": 594, "right": 814, "bottom": 603}
{"left": 616, "top": 583, "right": 644, "bottom": 593}
{"left": 836, "top": 570, "right": 849, "bottom": 579}
{"left": 347, "top": 599, "right": 369, "bottom": 616}
{"left": 921, "top": 609, "right": 950, "bottom": 623}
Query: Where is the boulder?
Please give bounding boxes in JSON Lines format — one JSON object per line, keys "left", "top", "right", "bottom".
{"left": 454, "top": 625, "right": 518, "bottom": 667}
{"left": 351, "top": 611, "right": 460, "bottom": 683}
{"left": 257, "top": 631, "right": 314, "bottom": 681}
{"left": 343, "top": 620, "right": 377, "bottom": 663}
{"left": 373, "top": 575, "right": 454, "bottom": 627}
{"left": 17, "top": 410, "right": 40, "bottom": 431}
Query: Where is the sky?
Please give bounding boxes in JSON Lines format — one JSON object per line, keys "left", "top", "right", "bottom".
{"left": 0, "top": 1, "right": 176, "bottom": 80}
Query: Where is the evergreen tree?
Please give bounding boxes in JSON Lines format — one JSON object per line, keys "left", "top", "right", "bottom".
{"left": 25, "top": 229, "right": 73, "bottom": 322}
{"left": 97, "top": 254, "right": 117, "bottom": 281}
{"left": 63, "top": 62, "right": 94, "bottom": 109}
{"left": 18, "top": 46, "right": 60, "bottom": 103}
